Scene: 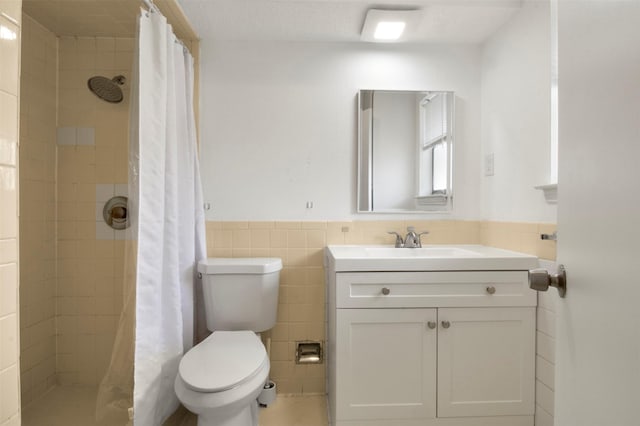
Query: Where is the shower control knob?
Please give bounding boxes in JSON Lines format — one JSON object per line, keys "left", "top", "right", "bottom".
{"left": 381, "top": 287, "right": 391, "bottom": 295}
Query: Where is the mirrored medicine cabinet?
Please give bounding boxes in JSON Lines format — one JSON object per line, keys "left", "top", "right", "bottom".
{"left": 357, "top": 90, "right": 454, "bottom": 213}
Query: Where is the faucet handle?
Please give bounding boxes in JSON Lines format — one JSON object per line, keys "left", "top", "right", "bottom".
{"left": 412, "top": 230, "right": 429, "bottom": 248}
{"left": 387, "top": 231, "right": 404, "bottom": 248}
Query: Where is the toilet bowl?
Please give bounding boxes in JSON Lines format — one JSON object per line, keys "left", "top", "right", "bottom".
{"left": 175, "top": 331, "right": 270, "bottom": 426}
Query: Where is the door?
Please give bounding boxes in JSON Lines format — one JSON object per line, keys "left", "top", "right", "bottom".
{"left": 556, "top": 2, "right": 640, "bottom": 425}
{"left": 437, "top": 307, "right": 535, "bottom": 417}
{"left": 335, "top": 308, "right": 437, "bottom": 421}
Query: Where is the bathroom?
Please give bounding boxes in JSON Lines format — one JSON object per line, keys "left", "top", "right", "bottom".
{"left": 1, "top": 0, "right": 639, "bottom": 426}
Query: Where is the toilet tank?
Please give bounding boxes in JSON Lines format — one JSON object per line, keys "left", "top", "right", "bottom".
{"left": 197, "top": 258, "right": 282, "bottom": 332}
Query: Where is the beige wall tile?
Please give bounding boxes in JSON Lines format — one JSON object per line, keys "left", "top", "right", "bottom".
{"left": 203, "top": 219, "right": 555, "bottom": 395}
{"left": 287, "top": 230, "right": 306, "bottom": 248}
{"left": 18, "top": 32, "right": 132, "bottom": 393}
{"left": 248, "top": 221, "right": 275, "bottom": 229}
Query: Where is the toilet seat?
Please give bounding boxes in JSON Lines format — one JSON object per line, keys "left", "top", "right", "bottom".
{"left": 179, "top": 331, "right": 267, "bottom": 393}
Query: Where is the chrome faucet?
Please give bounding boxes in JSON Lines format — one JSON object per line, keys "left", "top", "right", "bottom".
{"left": 404, "top": 226, "right": 429, "bottom": 248}
{"left": 387, "top": 227, "right": 429, "bottom": 248}
{"left": 387, "top": 231, "right": 405, "bottom": 248}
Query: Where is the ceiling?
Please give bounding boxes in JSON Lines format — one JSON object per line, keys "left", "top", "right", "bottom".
{"left": 21, "top": 0, "right": 523, "bottom": 44}
{"left": 178, "top": 0, "right": 523, "bottom": 44}
{"left": 22, "top": 1, "right": 141, "bottom": 37}
{"left": 21, "top": 0, "right": 197, "bottom": 41}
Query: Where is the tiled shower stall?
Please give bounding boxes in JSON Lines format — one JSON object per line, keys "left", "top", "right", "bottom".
{"left": 19, "top": 15, "right": 132, "bottom": 404}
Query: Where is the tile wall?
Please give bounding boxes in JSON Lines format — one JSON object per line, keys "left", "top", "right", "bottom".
{"left": 18, "top": 14, "right": 57, "bottom": 406}
{"left": 0, "top": 1, "right": 22, "bottom": 424}
{"left": 54, "top": 35, "right": 132, "bottom": 386}
{"left": 205, "top": 219, "right": 557, "bottom": 395}
{"left": 534, "top": 261, "right": 556, "bottom": 426}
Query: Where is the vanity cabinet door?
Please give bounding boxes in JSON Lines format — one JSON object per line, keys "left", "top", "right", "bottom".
{"left": 335, "top": 308, "right": 437, "bottom": 421}
{"left": 437, "top": 307, "right": 536, "bottom": 418}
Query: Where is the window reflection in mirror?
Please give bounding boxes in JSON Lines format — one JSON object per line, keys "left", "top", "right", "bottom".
{"left": 358, "top": 90, "right": 454, "bottom": 213}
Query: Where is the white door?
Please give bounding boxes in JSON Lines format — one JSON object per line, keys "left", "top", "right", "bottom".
{"left": 437, "top": 307, "right": 535, "bottom": 418}
{"left": 335, "top": 308, "right": 437, "bottom": 421}
{"left": 556, "top": 2, "right": 640, "bottom": 425}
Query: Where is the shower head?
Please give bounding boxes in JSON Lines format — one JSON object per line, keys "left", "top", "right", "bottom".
{"left": 87, "top": 75, "right": 126, "bottom": 103}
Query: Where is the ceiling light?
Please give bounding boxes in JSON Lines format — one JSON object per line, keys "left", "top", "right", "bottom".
{"left": 374, "top": 22, "right": 406, "bottom": 41}
{"left": 361, "top": 9, "right": 422, "bottom": 43}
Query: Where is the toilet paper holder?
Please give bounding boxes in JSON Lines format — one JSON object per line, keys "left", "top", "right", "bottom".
{"left": 295, "top": 341, "right": 323, "bottom": 364}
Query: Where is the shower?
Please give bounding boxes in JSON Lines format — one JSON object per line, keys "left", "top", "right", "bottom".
{"left": 87, "top": 75, "right": 126, "bottom": 103}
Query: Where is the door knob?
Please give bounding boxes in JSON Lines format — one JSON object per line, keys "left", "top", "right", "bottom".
{"left": 441, "top": 321, "right": 450, "bottom": 329}
{"left": 381, "top": 287, "right": 390, "bottom": 295}
{"left": 427, "top": 321, "right": 436, "bottom": 329}
{"left": 529, "top": 264, "right": 567, "bottom": 298}
{"left": 486, "top": 286, "right": 496, "bottom": 295}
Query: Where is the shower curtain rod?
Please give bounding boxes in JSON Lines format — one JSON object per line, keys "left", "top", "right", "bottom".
{"left": 140, "top": 0, "right": 191, "bottom": 54}
{"left": 142, "top": 0, "right": 160, "bottom": 14}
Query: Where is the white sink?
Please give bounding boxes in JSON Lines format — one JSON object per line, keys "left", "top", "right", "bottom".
{"left": 325, "top": 245, "right": 538, "bottom": 272}
{"left": 364, "top": 246, "right": 482, "bottom": 258}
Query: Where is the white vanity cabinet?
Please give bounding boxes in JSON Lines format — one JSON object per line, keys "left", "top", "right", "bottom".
{"left": 325, "top": 246, "right": 538, "bottom": 426}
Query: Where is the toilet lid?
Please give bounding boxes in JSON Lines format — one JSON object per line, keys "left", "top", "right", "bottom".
{"left": 178, "top": 331, "right": 267, "bottom": 393}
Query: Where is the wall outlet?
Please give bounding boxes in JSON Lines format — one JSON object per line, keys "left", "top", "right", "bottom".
{"left": 484, "top": 153, "right": 495, "bottom": 176}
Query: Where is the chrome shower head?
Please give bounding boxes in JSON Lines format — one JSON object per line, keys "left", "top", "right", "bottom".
{"left": 87, "top": 75, "right": 126, "bottom": 103}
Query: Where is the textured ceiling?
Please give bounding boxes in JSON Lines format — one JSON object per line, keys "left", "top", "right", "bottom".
{"left": 21, "top": 0, "right": 524, "bottom": 44}
{"left": 178, "top": 0, "right": 524, "bottom": 44}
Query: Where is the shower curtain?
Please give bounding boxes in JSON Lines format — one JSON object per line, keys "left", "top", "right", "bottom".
{"left": 133, "top": 9, "right": 206, "bottom": 425}
{"left": 96, "top": 7, "right": 206, "bottom": 426}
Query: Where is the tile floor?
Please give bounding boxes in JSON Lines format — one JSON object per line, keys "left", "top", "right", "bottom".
{"left": 22, "top": 386, "right": 328, "bottom": 426}
{"left": 22, "top": 386, "right": 123, "bottom": 426}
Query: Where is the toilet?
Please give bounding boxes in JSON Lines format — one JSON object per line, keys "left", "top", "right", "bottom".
{"left": 174, "top": 258, "right": 282, "bottom": 426}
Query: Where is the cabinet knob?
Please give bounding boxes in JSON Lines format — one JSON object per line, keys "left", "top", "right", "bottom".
{"left": 486, "top": 286, "right": 496, "bottom": 295}
{"left": 427, "top": 321, "right": 436, "bottom": 329}
{"left": 381, "top": 287, "right": 391, "bottom": 295}
{"left": 441, "top": 321, "right": 451, "bottom": 329}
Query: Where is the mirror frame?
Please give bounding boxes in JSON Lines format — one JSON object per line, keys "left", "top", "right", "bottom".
{"left": 357, "top": 89, "right": 455, "bottom": 214}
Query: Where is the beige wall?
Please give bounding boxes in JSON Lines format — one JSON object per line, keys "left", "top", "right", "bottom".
{"left": 54, "top": 35, "right": 132, "bottom": 386}
{"left": 19, "top": 14, "right": 57, "bottom": 405}
{"left": 206, "top": 219, "right": 556, "bottom": 395}
{"left": 0, "top": 1, "right": 22, "bottom": 424}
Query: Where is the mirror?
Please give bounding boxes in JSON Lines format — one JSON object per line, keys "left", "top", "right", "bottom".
{"left": 358, "top": 90, "right": 454, "bottom": 213}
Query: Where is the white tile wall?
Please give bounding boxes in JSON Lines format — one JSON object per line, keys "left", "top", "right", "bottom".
{"left": 535, "top": 260, "right": 557, "bottom": 426}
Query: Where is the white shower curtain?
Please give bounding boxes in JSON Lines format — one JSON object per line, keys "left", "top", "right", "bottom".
{"left": 132, "top": 9, "right": 206, "bottom": 425}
